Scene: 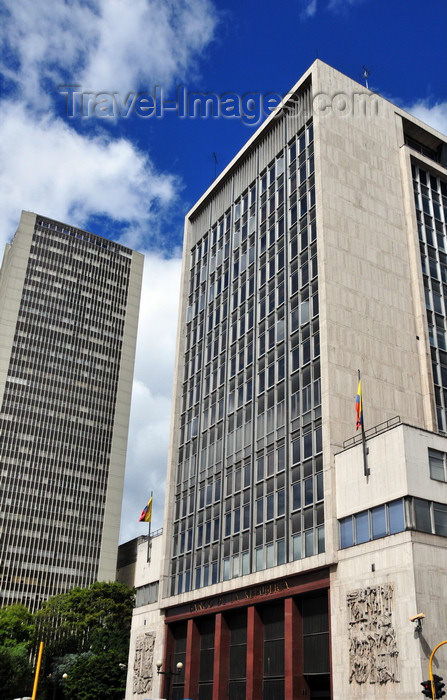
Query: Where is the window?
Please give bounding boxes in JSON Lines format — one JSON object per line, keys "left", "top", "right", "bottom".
{"left": 414, "top": 498, "right": 432, "bottom": 533}
{"left": 339, "top": 500, "right": 405, "bottom": 549}
{"left": 434, "top": 502, "right": 447, "bottom": 536}
{"left": 340, "top": 517, "right": 354, "bottom": 548}
{"left": 429, "top": 448, "right": 446, "bottom": 482}
{"left": 135, "top": 581, "right": 159, "bottom": 606}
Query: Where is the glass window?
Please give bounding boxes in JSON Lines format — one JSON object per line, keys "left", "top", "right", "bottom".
{"left": 304, "top": 529, "right": 314, "bottom": 556}
{"left": 277, "top": 489, "right": 285, "bottom": 516}
{"left": 340, "top": 517, "right": 354, "bottom": 548}
{"left": 292, "top": 482, "right": 301, "bottom": 510}
{"left": 304, "top": 477, "right": 313, "bottom": 505}
{"left": 355, "top": 511, "right": 369, "bottom": 544}
{"left": 223, "top": 558, "right": 230, "bottom": 581}
{"left": 429, "top": 448, "right": 446, "bottom": 481}
{"left": 293, "top": 533, "right": 302, "bottom": 560}
{"left": 388, "top": 499, "right": 405, "bottom": 534}
{"left": 371, "top": 505, "right": 387, "bottom": 539}
{"left": 266, "top": 494, "right": 274, "bottom": 520}
{"left": 434, "top": 503, "right": 447, "bottom": 536}
{"left": 414, "top": 498, "right": 432, "bottom": 533}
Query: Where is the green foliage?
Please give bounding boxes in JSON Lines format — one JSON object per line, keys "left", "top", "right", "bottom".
{"left": 0, "top": 643, "right": 33, "bottom": 698}
{"left": 0, "top": 583, "right": 134, "bottom": 699}
{"left": 0, "top": 603, "right": 34, "bottom": 649}
{"left": 35, "top": 581, "right": 135, "bottom": 658}
{"left": 0, "top": 605, "right": 35, "bottom": 698}
{"left": 61, "top": 650, "right": 127, "bottom": 700}
{"left": 34, "top": 581, "right": 134, "bottom": 699}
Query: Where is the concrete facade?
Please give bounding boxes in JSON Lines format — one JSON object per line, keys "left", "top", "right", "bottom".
{"left": 126, "top": 61, "right": 447, "bottom": 699}
{"left": 121, "top": 531, "right": 166, "bottom": 700}
{"left": 333, "top": 424, "right": 447, "bottom": 696}
{"left": 0, "top": 211, "right": 143, "bottom": 610}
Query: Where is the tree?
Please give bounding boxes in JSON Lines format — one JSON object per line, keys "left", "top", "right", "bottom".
{"left": 0, "top": 603, "right": 34, "bottom": 648}
{"left": 34, "top": 581, "right": 134, "bottom": 699}
{"left": 0, "top": 643, "right": 34, "bottom": 698}
{"left": 35, "top": 581, "right": 134, "bottom": 658}
{"left": 0, "top": 605, "right": 34, "bottom": 698}
{"left": 62, "top": 650, "right": 127, "bottom": 700}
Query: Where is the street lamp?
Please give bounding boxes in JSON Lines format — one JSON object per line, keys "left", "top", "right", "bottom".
{"left": 155, "top": 656, "right": 183, "bottom": 700}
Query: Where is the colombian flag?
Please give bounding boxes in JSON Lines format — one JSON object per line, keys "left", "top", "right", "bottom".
{"left": 139, "top": 497, "right": 152, "bottom": 523}
{"left": 355, "top": 380, "right": 363, "bottom": 430}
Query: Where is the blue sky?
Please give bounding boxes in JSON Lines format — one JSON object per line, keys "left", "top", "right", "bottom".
{"left": 1, "top": 0, "right": 446, "bottom": 544}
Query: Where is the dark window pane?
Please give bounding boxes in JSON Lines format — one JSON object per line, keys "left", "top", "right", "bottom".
{"left": 434, "top": 502, "right": 447, "bottom": 536}
{"left": 292, "top": 482, "right": 301, "bottom": 510}
{"left": 263, "top": 679, "right": 284, "bottom": 700}
{"left": 303, "top": 631, "right": 330, "bottom": 673}
{"left": 302, "top": 596, "right": 328, "bottom": 634}
{"left": 229, "top": 645, "right": 246, "bottom": 678}
{"left": 228, "top": 681, "right": 246, "bottom": 700}
{"left": 264, "top": 639, "right": 284, "bottom": 677}
{"left": 414, "top": 498, "right": 432, "bottom": 533}
{"left": 199, "top": 649, "right": 214, "bottom": 681}
{"left": 198, "top": 683, "right": 213, "bottom": 700}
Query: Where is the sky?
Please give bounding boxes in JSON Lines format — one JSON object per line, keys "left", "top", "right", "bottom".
{"left": 0, "top": 0, "right": 446, "bottom": 545}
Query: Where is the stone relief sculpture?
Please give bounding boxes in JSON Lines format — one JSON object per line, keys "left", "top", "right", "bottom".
{"left": 133, "top": 631, "right": 156, "bottom": 694}
{"left": 347, "top": 584, "right": 399, "bottom": 685}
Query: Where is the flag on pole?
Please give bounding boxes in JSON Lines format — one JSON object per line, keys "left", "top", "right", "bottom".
{"left": 355, "top": 379, "right": 363, "bottom": 430}
{"left": 139, "top": 497, "right": 152, "bottom": 523}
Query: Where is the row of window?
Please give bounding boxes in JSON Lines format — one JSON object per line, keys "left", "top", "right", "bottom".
{"left": 414, "top": 162, "right": 447, "bottom": 431}
{"left": 339, "top": 496, "right": 447, "bottom": 549}
{"left": 171, "top": 122, "right": 322, "bottom": 591}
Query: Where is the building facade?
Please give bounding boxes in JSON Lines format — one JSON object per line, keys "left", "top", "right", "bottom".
{"left": 118, "top": 532, "right": 166, "bottom": 700}
{"left": 129, "top": 61, "right": 447, "bottom": 699}
{"left": 0, "top": 211, "right": 143, "bottom": 611}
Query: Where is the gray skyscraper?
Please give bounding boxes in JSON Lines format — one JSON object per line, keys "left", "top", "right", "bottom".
{"left": 138, "top": 61, "right": 447, "bottom": 700}
{"left": 0, "top": 211, "right": 143, "bottom": 611}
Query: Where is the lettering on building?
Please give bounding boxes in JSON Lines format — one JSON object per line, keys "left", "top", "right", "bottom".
{"left": 189, "top": 579, "right": 290, "bottom": 613}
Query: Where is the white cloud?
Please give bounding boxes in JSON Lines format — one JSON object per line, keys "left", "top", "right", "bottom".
{"left": 303, "top": 0, "right": 318, "bottom": 18}
{"left": 0, "top": 0, "right": 217, "bottom": 549}
{"left": 405, "top": 100, "right": 447, "bottom": 137}
{"left": 0, "top": 0, "right": 219, "bottom": 251}
{"left": 300, "top": 0, "right": 365, "bottom": 17}
{"left": 81, "top": 0, "right": 217, "bottom": 93}
{"left": 119, "top": 253, "right": 182, "bottom": 543}
{"left": 0, "top": 101, "right": 178, "bottom": 253}
{"left": 327, "top": 0, "right": 367, "bottom": 9}
{"left": 1, "top": 0, "right": 217, "bottom": 101}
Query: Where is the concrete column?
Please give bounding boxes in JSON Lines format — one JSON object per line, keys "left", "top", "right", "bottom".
{"left": 246, "top": 605, "right": 263, "bottom": 699}
{"left": 213, "top": 612, "right": 230, "bottom": 700}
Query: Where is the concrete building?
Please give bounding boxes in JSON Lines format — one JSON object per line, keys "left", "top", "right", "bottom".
{"left": 0, "top": 211, "right": 143, "bottom": 611}
{"left": 128, "top": 60, "right": 447, "bottom": 699}
{"left": 119, "top": 531, "right": 166, "bottom": 700}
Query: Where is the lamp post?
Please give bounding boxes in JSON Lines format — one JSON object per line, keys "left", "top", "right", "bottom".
{"left": 155, "top": 656, "right": 183, "bottom": 700}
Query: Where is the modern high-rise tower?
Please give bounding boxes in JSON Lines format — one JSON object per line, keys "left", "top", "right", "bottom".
{"left": 0, "top": 211, "right": 143, "bottom": 611}
{"left": 133, "top": 61, "right": 447, "bottom": 700}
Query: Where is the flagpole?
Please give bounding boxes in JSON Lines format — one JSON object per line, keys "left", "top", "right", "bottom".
{"left": 147, "top": 490, "right": 153, "bottom": 563}
{"left": 358, "top": 370, "right": 369, "bottom": 478}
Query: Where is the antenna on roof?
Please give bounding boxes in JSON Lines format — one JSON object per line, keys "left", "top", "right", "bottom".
{"left": 362, "top": 66, "right": 371, "bottom": 89}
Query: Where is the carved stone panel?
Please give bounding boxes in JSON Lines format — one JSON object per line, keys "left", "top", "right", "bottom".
{"left": 347, "top": 584, "right": 399, "bottom": 685}
{"left": 133, "top": 631, "right": 155, "bottom": 694}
